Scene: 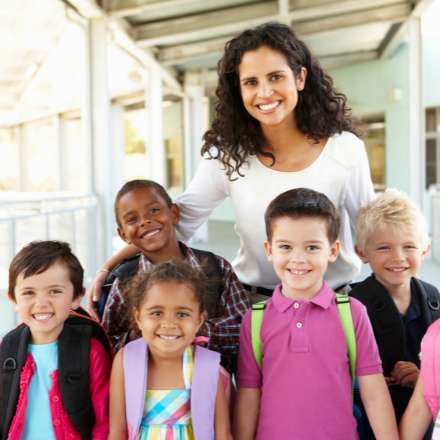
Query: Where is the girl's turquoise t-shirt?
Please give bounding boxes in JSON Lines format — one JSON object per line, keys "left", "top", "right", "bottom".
{"left": 23, "top": 341, "right": 58, "bottom": 440}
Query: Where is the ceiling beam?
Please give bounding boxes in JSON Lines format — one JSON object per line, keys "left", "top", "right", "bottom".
{"left": 105, "top": 0, "right": 257, "bottom": 20}
{"left": 380, "top": 0, "right": 434, "bottom": 58}
{"left": 158, "top": 3, "right": 409, "bottom": 67}
{"left": 134, "top": 0, "right": 410, "bottom": 47}
{"left": 134, "top": 2, "right": 279, "bottom": 47}
{"left": 288, "top": 0, "right": 408, "bottom": 21}
{"left": 159, "top": 37, "right": 227, "bottom": 66}
{"left": 292, "top": 3, "right": 410, "bottom": 35}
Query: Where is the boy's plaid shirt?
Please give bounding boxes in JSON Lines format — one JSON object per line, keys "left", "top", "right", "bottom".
{"left": 101, "top": 243, "right": 250, "bottom": 357}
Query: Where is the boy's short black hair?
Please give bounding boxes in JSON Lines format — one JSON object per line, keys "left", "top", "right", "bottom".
{"left": 8, "top": 240, "right": 84, "bottom": 301}
{"left": 265, "top": 188, "right": 340, "bottom": 242}
{"left": 114, "top": 179, "right": 173, "bottom": 227}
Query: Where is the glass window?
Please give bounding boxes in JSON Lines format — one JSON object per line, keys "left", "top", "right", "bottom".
{"left": 360, "top": 117, "right": 386, "bottom": 191}
{"left": 426, "top": 108, "right": 440, "bottom": 189}
{"left": 426, "top": 139, "right": 437, "bottom": 188}
{"left": 123, "top": 107, "right": 148, "bottom": 182}
{"left": 0, "top": 128, "right": 19, "bottom": 190}
{"left": 22, "top": 118, "right": 58, "bottom": 191}
{"left": 163, "top": 100, "right": 184, "bottom": 192}
{"left": 62, "top": 115, "right": 89, "bottom": 192}
{"left": 426, "top": 108, "right": 437, "bottom": 132}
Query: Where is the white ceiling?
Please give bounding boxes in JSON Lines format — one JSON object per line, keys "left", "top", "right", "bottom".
{"left": 0, "top": 0, "right": 429, "bottom": 123}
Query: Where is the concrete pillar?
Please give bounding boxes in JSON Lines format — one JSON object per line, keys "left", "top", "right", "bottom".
{"left": 57, "top": 115, "right": 67, "bottom": 191}
{"left": 17, "top": 124, "right": 26, "bottom": 192}
{"left": 145, "top": 66, "right": 166, "bottom": 185}
{"left": 408, "top": 17, "right": 424, "bottom": 208}
{"left": 385, "top": 18, "right": 423, "bottom": 207}
{"left": 278, "top": 0, "right": 290, "bottom": 23}
{"left": 82, "top": 17, "right": 115, "bottom": 264}
{"left": 183, "top": 71, "right": 209, "bottom": 243}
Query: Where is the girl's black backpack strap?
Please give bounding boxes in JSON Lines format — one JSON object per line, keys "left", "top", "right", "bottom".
{"left": 0, "top": 325, "right": 30, "bottom": 440}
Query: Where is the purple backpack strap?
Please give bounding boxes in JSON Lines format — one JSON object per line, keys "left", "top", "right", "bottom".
{"left": 123, "top": 338, "right": 148, "bottom": 440}
{"left": 191, "top": 346, "right": 220, "bottom": 440}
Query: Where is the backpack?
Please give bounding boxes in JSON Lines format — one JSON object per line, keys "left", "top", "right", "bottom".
{"left": 251, "top": 291, "right": 357, "bottom": 393}
{"left": 97, "top": 248, "right": 224, "bottom": 319}
{"left": 123, "top": 338, "right": 220, "bottom": 440}
{"left": 421, "top": 319, "right": 440, "bottom": 418}
{"left": 0, "top": 311, "right": 112, "bottom": 440}
{"left": 350, "top": 275, "right": 440, "bottom": 376}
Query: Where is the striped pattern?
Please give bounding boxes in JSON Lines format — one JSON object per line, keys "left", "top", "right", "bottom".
{"left": 138, "top": 347, "right": 195, "bottom": 440}
{"left": 433, "top": 411, "right": 440, "bottom": 440}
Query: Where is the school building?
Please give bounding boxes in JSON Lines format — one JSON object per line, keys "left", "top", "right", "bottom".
{"left": 1, "top": 0, "right": 439, "bottom": 336}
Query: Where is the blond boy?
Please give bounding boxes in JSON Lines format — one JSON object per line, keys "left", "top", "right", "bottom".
{"left": 350, "top": 189, "right": 440, "bottom": 437}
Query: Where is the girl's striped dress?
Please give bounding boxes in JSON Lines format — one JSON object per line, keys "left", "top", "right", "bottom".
{"left": 139, "top": 347, "right": 195, "bottom": 440}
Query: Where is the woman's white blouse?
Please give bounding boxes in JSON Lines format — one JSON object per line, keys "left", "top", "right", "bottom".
{"left": 176, "top": 131, "right": 374, "bottom": 289}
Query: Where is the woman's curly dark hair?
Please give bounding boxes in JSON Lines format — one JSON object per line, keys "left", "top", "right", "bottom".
{"left": 202, "top": 21, "right": 358, "bottom": 180}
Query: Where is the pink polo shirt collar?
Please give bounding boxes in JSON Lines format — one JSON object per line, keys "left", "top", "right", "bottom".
{"left": 272, "top": 281, "right": 334, "bottom": 313}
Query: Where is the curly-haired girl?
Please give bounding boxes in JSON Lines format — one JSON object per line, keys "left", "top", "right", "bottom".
{"left": 108, "top": 261, "right": 231, "bottom": 440}
{"left": 89, "top": 22, "right": 374, "bottom": 306}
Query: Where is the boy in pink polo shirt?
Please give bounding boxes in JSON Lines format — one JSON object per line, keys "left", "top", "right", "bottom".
{"left": 235, "top": 188, "right": 398, "bottom": 440}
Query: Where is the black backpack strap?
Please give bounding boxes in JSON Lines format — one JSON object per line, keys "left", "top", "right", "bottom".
{"left": 412, "top": 278, "right": 440, "bottom": 324}
{"left": 67, "top": 312, "right": 113, "bottom": 357}
{"left": 58, "top": 321, "right": 93, "bottom": 440}
{"left": 350, "top": 275, "right": 405, "bottom": 375}
{"left": 191, "top": 248, "right": 224, "bottom": 317}
{"left": 58, "top": 315, "right": 111, "bottom": 439}
{"left": 97, "top": 254, "right": 141, "bottom": 319}
{"left": 0, "top": 325, "right": 30, "bottom": 440}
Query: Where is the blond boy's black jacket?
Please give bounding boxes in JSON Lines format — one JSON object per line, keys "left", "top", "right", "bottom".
{"left": 350, "top": 274, "right": 440, "bottom": 434}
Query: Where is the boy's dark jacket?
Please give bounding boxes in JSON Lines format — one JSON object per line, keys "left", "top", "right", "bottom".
{"left": 350, "top": 274, "right": 440, "bottom": 434}
{"left": 0, "top": 311, "right": 111, "bottom": 440}
{"left": 350, "top": 274, "right": 440, "bottom": 375}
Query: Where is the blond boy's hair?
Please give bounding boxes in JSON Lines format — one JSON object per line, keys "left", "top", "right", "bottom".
{"left": 356, "top": 189, "right": 429, "bottom": 251}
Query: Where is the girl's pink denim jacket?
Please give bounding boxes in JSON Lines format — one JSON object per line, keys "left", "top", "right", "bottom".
{"left": 7, "top": 339, "right": 111, "bottom": 440}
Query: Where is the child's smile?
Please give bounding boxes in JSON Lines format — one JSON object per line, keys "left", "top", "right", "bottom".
{"left": 265, "top": 216, "right": 339, "bottom": 300}
{"left": 135, "top": 281, "right": 204, "bottom": 358}
{"left": 13, "top": 263, "right": 81, "bottom": 344}
{"left": 357, "top": 225, "right": 428, "bottom": 294}
{"left": 117, "top": 187, "right": 180, "bottom": 260}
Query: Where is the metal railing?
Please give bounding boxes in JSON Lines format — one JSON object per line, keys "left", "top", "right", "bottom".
{"left": 0, "top": 192, "right": 99, "bottom": 336}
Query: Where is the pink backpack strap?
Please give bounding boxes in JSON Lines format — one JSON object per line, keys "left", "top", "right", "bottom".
{"left": 421, "top": 320, "right": 440, "bottom": 418}
{"left": 123, "top": 338, "right": 148, "bottom": 440}
{"left": 191, "top": 346, "right": 220, "bottom": 440}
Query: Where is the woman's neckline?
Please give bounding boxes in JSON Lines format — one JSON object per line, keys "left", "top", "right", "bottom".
{"left": 255, "top": 135, "right": 332, "bottom": 174}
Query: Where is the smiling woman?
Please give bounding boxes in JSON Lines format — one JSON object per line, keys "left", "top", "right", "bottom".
{"left": 176, "top": 22, "right": 374, "bottom": 300}
{"left": 92, "top": 22, "right": 374, "bottom": 304}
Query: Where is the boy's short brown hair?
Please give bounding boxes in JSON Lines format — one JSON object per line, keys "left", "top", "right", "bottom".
{"left": 8, "top": 241, "right": 84, "bottom": 301}
{"left": 265, "top": 188, "right": 340, "bottom": 242}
